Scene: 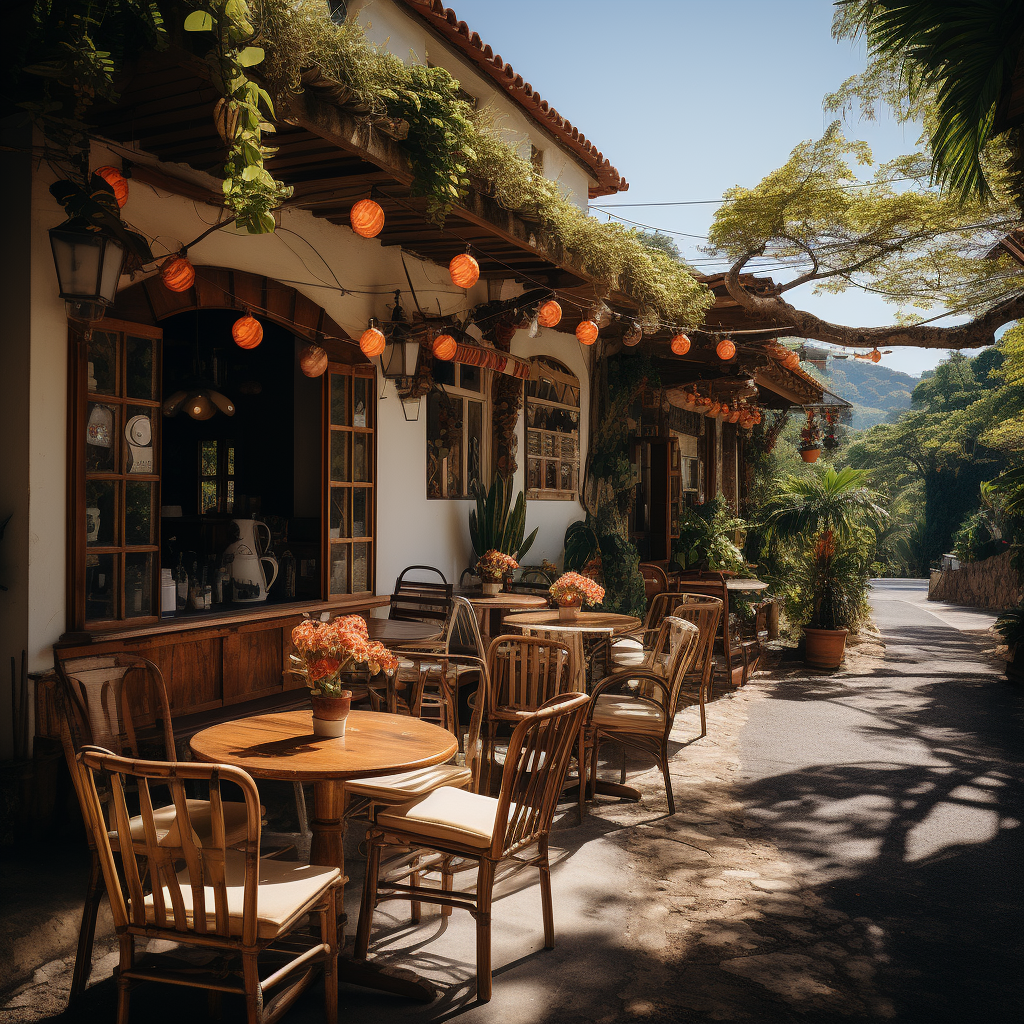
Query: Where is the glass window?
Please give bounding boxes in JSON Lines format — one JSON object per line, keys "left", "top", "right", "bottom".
{"left": 197, "top": 439, "right": 235, "bottom": 514}
{"left": 524, "top": 357, "right": 580, "bottom": 501}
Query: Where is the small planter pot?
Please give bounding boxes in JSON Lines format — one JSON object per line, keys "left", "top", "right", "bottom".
{"left": 804, "top": 627, "right": 848, "bottom": 668}
{"left": 558, "top": 599, "right": 582, "bottom": 622}
{"left": 310, "top": 690, "right": 352, "bottom": 738}
{"left": 481, "top": 581, "right": 501, "bottom": 597}
{"left": 800, "top": 448, "right": 822, "bottom": 463}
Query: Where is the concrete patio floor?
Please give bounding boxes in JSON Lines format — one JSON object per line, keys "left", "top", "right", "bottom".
{"left": 2, "top": 582, "right": 1020, "bottom": 1023}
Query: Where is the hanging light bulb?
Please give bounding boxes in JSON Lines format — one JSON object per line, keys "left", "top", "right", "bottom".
{"left": 536, "top": 300, "right": 562, "bottom": 328}
{"left": 670, "top": 333, "right": 691, "bottom": 356}
{"left": 576, "top": 320, "right": 599, "bottom": 345}
{"left": 716, "top": 337, "right": 736, "bottom": 360}
{"left": 528, "top": 317, "right": 540, "bottom": 338}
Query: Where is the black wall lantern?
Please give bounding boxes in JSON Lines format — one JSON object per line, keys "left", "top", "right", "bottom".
{"left": 49, "top": 226, "right": 126, "bottom": 322}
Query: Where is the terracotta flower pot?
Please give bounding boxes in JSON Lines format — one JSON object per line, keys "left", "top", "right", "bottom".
{"left": 800, "top": 448, "right": 822, "bottom": 463}
{"left": 310, "top": 690, "right": 352, "bottom": 738}
{"left": 558, "top": 598, "right": 581, "bottom": 622}
{"left": 804, "top": 628, "right": 848, "bottom": 669}
{"left": 481, "top": 581, "right": 501, "bottom": 596}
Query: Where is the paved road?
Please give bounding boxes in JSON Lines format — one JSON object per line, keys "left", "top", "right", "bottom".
{"left": 740, "top": 579, "right": 1023, "bottom": 1023}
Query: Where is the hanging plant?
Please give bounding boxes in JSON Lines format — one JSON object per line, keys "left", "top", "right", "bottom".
{"left": 184, "top": 2, "right": 292, "bottom": 233}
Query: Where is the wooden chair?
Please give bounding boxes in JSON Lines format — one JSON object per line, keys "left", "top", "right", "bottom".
{"left": 587, "top": 616, "right": 701, "bottom": 815}
{"left": 674, "top": 575, "right": 746, "bottom": 686}
{"left": 737, "top": 598, "right": 774, "bottom": 682}
{"left": 51, "top": 649, "right": 252, "bottom": 1006}
{"left": 77, "top": 748, "right": 342, "bottom": 1024}
{"left": 610, "top": 593, "right": 723, "bottom": 736}
{"left": 354, "top": 692, "right": 590, "bottom": 1002}
{"left": 639, "top": 562, "right": 670, "bottom": 609}
{"left": 388, "top": 565, "right": 453, "bottom": 627}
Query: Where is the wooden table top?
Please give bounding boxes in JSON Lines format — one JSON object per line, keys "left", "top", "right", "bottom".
{"left": 366, "top": 619, "right": 443, "bottom": 645}
{"left": 189, "top": 710, "right": 458, "bottom": 782}
{"left": 724, "top": 579, "right": 771, "bottom": 593}
{"left": 504, "top": 610, "right": 643, "bottom": 636}
{"left": 456, "top": 591, "right": 550, "bottom": 610}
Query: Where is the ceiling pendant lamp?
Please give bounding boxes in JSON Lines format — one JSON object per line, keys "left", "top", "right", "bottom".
{"left": 232, "top": 313, "right": 263, "bottom": 349}
{"left": 350, "top": 198, "right": 385, "bottom": 238}
{"left": 449, "top": 252, "right": 480, "bottom": 289}
{"left": 359, "top": 320, "right": 386, "bottom": 359}
{"left": 576, "top": 320, "right": 599, "bottom": 345}
{"left": 716, "top": 337, "right": 736, "bottom": 360}
{"left": 670, "top": 333, "right": 691, "bottom": 356}
{"left": 537, "top": 300, "right": 562, "bottom": 328}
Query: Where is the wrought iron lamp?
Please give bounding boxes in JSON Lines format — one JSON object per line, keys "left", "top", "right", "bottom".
{"left": 49, "top": 226, "right": 126, "bottom": 322}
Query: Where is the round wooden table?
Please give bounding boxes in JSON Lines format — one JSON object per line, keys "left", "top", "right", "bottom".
{"left": 457, "top": 591, "right": 550, "bottom": 639}
{"left": 503, "top": 609, "right": 643, "bottom": 636}
{"left": 725, "top": 578, "right": 771, "bottom": 594}
{"left": 190, "top": 710, "right": 457, "bottom": 876}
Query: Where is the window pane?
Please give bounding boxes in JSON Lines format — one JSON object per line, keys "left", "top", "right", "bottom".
{"left": 427, "top": 393, "right": 463, "bottom": 499}
{"left": 227, "top": 444, "right": 235, "bottom": 476}
{"left": 87, "top": 332, "right": 117, "bottom": 395}
{"left": 85, "top": 481, "right": 116, "bottom": 547}
{"left": 542, "top": 433, "right": 555, "bottom": 458}
{"left": 352, "top": 542, "right": 369, "bottom": 592}
{"left": 330, "top": 374, "right": 350, "bottom": 426}
{"left": 528, "top": 458, "right": 541, "bottom": 491}
{"left": 545, "top": 461, "right": 557, "bottom": 489}
{"left": 329, "top": 545, "right": 349, "bottom": 595}
{"left": 560, "top": 463, "right": 573, "bottom": 491}
{"left": 86, "top": 403, "right": 117, "bottom": 472}
{"left": 467, "top": 401, "right": 482, "bottom": 496}
{"left": 85, "top": 553, "right": 116, "bottom": 621}
{"left": 125, "top": 482, "right": 155, "bottom": 544}
{"left": 353, "top": 377, "right": 369, "bottom": 428}
{"left": 200, "top": 480, "right": 218, "bottom": 514}
{"left": 125, "top": 336, "right": 156, "bottom": 400}
{"left": 460, "top": 364, "right": 481, "bottom": 392}
{"left": 124, "top": 552, "right": 154, "bottom": 617}
{"left": 527, "top": 430, "right": 541, "bottom": 456}
{"left": 433, "top": 361, "right": 455, "bottom": 387}
{"left": 330, "top": 488, "right": 349, "bottom": 538}
{"left": 353, "top": 434, "right": 369, "bottom": 482}
{"left": 201, "top": 439, "right": 218, "bottom": 477}
{"left": 122, "top": 408, "right": 155, "bottom": 475}
{"left": 226, "top": 480, "right": 235, "bottom": 511}
{"left": 353, "top": 489, "right": 368, "bottom": 537}
{"left": 330, "top": 431, "right": 350, "bottom": 481}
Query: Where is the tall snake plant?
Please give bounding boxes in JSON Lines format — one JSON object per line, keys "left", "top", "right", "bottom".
{"left": 469, "top": 474, "right": 538, "bottom": 561}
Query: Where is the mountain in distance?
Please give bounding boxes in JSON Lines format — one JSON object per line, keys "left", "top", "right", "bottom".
{"left": 822, "top": 356, "right": 918, "bottom": 429}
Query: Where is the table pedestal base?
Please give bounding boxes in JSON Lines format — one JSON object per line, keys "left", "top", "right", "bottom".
{"left": 339, "top": 954, "right": 437, "bottom": 1001}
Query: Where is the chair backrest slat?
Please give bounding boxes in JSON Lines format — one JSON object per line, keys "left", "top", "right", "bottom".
{"left": 485, "top": 635, "right": 574, "bottom": 712}
{"left": 108, "top": 770, "right": 148, "bottom": 928}
{"left": 389, "top": 565, "right": 453, "bottom": 623}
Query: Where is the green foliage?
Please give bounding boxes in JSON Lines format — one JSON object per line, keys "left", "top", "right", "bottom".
{"left": 49, "top": 172, "right": 154, "bottom": 263}
{"left": 797, "top": 534, "right": 870, "bottom": 632}
{"left": 672, "top": 498, "right": 746, "bottom": 573}
{"left": 824, "top": 355, "right": 917, "bottom": 428}
{"left": 563, "top": 521, "right": 600, "bottom": 573}
{"left": 995, "top": 603, "right": 1024, "bottom": 649}
{"left": 469, "top": 473, "right": 537, "bottom": 562}
{"left": 951, "top": 508, "right": 1000, "bottom": 565}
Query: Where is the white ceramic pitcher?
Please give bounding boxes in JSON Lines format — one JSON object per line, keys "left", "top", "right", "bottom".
{"left": 223, "top": 518, "right": 278, "bottom": 603}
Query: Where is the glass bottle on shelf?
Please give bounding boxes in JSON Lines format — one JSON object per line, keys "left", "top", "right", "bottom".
{"left": 280, "top": 549, "right": 296, "bottom": 600}
{"left": 174, "top": 554, "right": 188, "bottom": 612}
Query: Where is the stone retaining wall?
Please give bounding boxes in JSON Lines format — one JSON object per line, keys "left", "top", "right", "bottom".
{"left": 928, "top": 550, "right": 1022, "bottom": 611}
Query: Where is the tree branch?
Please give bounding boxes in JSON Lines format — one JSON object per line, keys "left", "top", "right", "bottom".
{"left": 723, "top": 261, "right": 1024, "bottom": 348}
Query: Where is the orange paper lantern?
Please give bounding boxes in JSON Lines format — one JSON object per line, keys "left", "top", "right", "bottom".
{"left": 716, "top": 338, "right": 736, "bottom": 360}
{"left": 232, "top": 314, "right": 263, "bottom": 349}
{"left": 870, "top": 348, "right": 882, "bottom": 363}
{"left": 576, "top": 320, "right": 599, "bottom": 345}
{"left": 537, "top": 300, "right": 562, "bottom": 328}
{"left": 359, "top": 326, "right": 386, "bottom": 359}
{"left": 160, "top": 255, "right": 195, "bottom": 293}
{"left": 729, "top": 407, "right": 741, "bottom": 423}
{"left": 670, "top": 333, "right": 691, "bottom": 356}
{"left": 300, "top": 344, "right": 329, "bottom": 377}
{"left": 432, "top": 334, "right": 457, "bottom": 361}
{"left": 449, "top": 252, "right": 480, "bottom": 289}
{"left": 94, "top": 165, "right": 129, "bottom": 208}
{"left": 350, "top": 199, "right": 385, "bottom": 238}
{"left": 785, "top": 350, "right": 800, "bottom": 369}
{"left": 709, "top": 402, "right": 721, "bottom": 417}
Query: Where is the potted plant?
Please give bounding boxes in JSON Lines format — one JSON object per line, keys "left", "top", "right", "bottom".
{"left": 995, "top": 604, "right": 1024, "bottom": 683}
{"left": 469, "top": 473, "right": 538, "bottom": 575}
{"left": 476, "top": 550, "right": 518, "bottom": 596}
{"left": 290, "top": 615, "right": 397, "bottom": 736}
{"left": 549, "top": 571, "right": 605, "bottom": 621}
{"left": 799, "top": 413, "right": 823, "bottom": 463}
{"left": 801, "top": 532, "right": 867, "bottom": 668}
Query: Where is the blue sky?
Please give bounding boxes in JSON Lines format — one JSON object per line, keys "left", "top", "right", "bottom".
{"left": 434, "top": 0, "right": 966, "bottom": 378}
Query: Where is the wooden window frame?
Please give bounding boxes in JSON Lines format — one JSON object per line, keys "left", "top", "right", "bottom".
{"left": 426, "top": 366, "right": 490, "bottom": 500}
{"left": 68, "top": 318, "right": 163, "bottom": 632}
{"left": 525, "top": 357, "right": 580, "bottom": 502}
{"left": 198, "top": 438, "right": 236, "bottom": 515}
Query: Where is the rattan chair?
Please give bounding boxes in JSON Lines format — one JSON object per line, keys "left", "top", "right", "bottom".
{"left": 639, "top": 562, "right": 670, "bottom": 609}
{"left": 388, "top": 565, "right": 453, "bottom": 626}
{"left": 77, "top": 748, "right": 342, "bottom": 1024}
{"left": 354, "top": 692, "right": 590, "bottom": 1002}
{"left": 587, "top": 616, "right": 701, "bottom": 815}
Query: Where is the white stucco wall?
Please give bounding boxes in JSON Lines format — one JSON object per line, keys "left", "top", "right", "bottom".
{"left": 348, "top": 0, "right": 595, "bottom": 207}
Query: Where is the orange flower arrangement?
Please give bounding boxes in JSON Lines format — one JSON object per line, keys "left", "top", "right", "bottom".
{"left": 476, "top": 549, "right": 518, "bottom": 582}
{"left": 290, "top": 614, "right": 395, "bottom": 695}
{"left": 549, "top": 572, "right": 605, "bottom": 607}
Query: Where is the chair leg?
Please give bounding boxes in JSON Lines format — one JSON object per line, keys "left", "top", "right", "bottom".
{"left": 242, "top": 951, "right": 263, "bottom": 1024}
{"left": 354, "top": 837, "right": 383, "bottom": 959}
{"left": 660, "top": 752, "right": 675, "bottom": 816}
{"left": 70, "top": 850, "right": 104, "bottom": 1006}
{"left": 538, "top": 836, "right": 555, "bottom": 949}
{"left": 474, "top": 858, "right": 496, "bottom": 1003}
{"left": 293, "top": 782, "right": 310, "bottom": 838}
{"left": 619, "top": 744, "right": 627, "bottom": 785}
{"left": 321, "top": 893, "right": 339, "bottom": 1024}
{"left": 410, "top": 859, "right": 422, "bottom": 924}
{"left": 576, "top": 728, "right": 587, "bottom": 822}
{"left": 115, "top": 934, "right": 133, "bottom": 1024}
{"left": 441, "top": 856, "right": 454, "bottom": 919}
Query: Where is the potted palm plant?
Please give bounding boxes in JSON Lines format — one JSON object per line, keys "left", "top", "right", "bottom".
{"left": 995, "top": 604, "right": 1023, "bottom": 684}
{"left": 801, "top": 532, "right": 867, "bottom": 667}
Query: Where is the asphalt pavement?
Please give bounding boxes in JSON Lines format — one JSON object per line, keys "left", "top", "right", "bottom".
{"left": 739, "top": 579, "right": 1023, "bottom": 1023}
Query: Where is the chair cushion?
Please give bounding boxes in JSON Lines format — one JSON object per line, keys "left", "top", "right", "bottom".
{"left": 376, "top": 786, "right": 499, "bottom": 850}
{"left": 591, "top": 694, "right": 665, "bottom": 735}
{"left": 346, "top": 765, "right": 472, "bottom": 803}
{"left": 143, "top": 849, "right": 340, "bottom": 939}
{"left": 121, "top": 799, "right": 249, "bottom": 848}
{"left": 610, "top": 649, "right": 648, "bottom": 668}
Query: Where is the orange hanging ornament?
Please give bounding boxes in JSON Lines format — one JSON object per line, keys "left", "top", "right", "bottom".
{"left": 359, "top": 326, "right": 386, "bottom": 359}
{"left": 716, "top": 337, "right": 736, "bottom": 360}
{"left": 869, "top": 348, "right": 882, "bottom": 363}
{"left": 537, "top": 300, "right": 562, "bottom": 328}
{"left": 349, "top": 199, "right": 385, "bottom": 238}
{"left": 432, "top": 334, "right": 457, "bottom": 361}
{"left": 160, "top": 255, "right": 195, "bottom": 292}
{"left": 94, "top": 165, "right": 129, "bottom": 208}
{"left": 299, "top": 344, "right": 329, "bottom": 377}
{"left": 670, "top": 333, "right": 691, "bottom": 356}
{"left": 576, "top": 320, "right": 599, "bottom": 345}
{"left": 232, "top": 314, "right": 263, "bottom": 349}
{"left": 449, "top": 252, "right": 480, "bottom": 289}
